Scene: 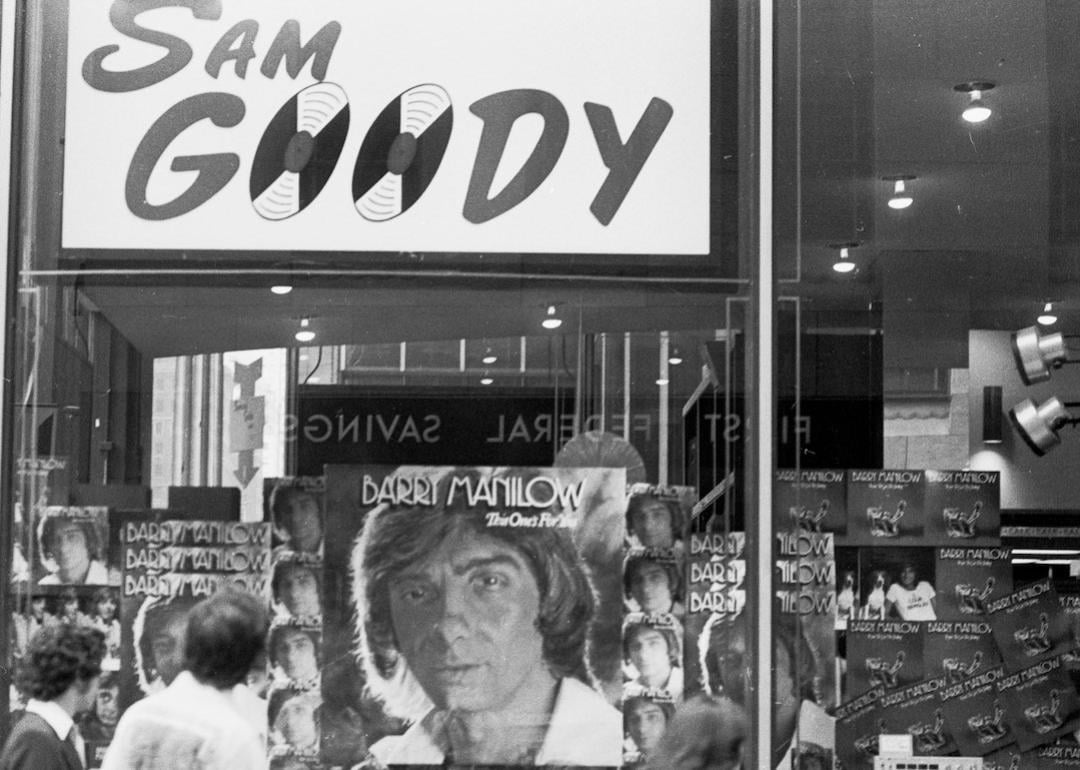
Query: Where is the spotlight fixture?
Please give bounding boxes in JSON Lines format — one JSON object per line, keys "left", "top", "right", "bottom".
{"left": 883, "top": 175, "right": 915, "bottom": 210}
{"left": 1038, "top": 302, "right": 1058, "bottom": 326}
{"left": 271, "top": 285, "right": 293, "bottom": 295}
{"left": 668, "top": 347, "right": 684, "bottom": 366}
{"left": 295, "top": 317, "right": 316, "bottom": 343}
{"left": 954, "top": 81, "right": 995, "bottom": 123}
{"left": 481, "top": 348, "right": 498, "bottom": 365}
{"left": 1011, "top": 325, "right": 1074, "bottom": 385}
{"left": 541, "top": 305, "right": 563, "bottom": 330}
{"left": 829, "top": 241, "right": 859, "bottom": 274}
{"left": 1009, "top": 396, "right": 1080, "bottom": 455}
{"left": 480, "top": 373, "right": 494, "bottom": 386}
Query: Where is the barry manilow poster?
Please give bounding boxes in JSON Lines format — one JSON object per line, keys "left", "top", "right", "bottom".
{"left": 322, "top": 464, "right": 627, "bottom": 767}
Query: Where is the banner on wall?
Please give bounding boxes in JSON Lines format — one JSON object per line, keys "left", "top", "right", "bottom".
{"left": 62, "top": 1, "right": 710, "bottom": 255}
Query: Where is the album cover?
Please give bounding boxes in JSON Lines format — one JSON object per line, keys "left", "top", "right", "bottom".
{"left": 939, "top": 663, "right": 1015, "bottom": 756}
{"left": 989, "top": 580, "right": 1076, "bottom": 672}
{"left": 773, "top": 468, "right": 847, "bottom": 535}
{"left": 846, "top": 619, "right": 925, "bottom": 695}
{"left": 934, "top": 545, "right": 1013, "bottom": 620}
{"left": 997, "top": 655, "right": 1080, "bottom": 752}
{"left": 835, "top": 685, "right": 886, "bottom": 770}
{"left": 877, "top": 676, "right": 957, "bottom": 756}
{"left": 924, "top": 620, "right": 1004, "bottom": 683}
{"left": 923, "top": 469, "right": 1001, "bottom": 545}
{"left": 845, "top": 469, "right": 925, "bottom": 545}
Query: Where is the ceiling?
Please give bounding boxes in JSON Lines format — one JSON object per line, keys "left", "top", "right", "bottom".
{"left": 47, "top": 1, "right": 1080, "bottom": 367}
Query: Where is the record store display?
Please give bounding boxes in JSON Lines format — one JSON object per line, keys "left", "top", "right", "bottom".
{"left": 352, "top": 84, "right": 453, "bottom": 222}
{"left": 251, "top": 83, "right": 351, "bottom": 221}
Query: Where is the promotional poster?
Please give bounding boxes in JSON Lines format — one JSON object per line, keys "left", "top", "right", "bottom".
{"left": 835, "top": 685, "right": 886, "bottom": 770}
{"left": 846, "top": 620, "right": 926, "bottom": 694}
{"left": 772, "top": 468, "right": 847, "bottom": 536}
{"left": 997, "top": 654, "right": 1080, "bottom": 752}
{"left": 322, "top": 464, "right": 627, "bottom": 767}
{"left": 989, "top": 580, "right": 1076, "bottom": 672}
{"left": 934, "top": 546, "right": 1013, "bottom": 620}
{"left": 684, "top": 530, "right": 745, "bottom": 701}
{"left": 924, "top": 620, "right": 1003, "bottom": 683}
{"left": 32, "top": 505, "right": 116, "bottom": 587}
{"left": 774, "top": 530, "right": 837, "bottom": 709}
{"left": 877, "top": 676, "right": 957, "bottom": 756}
{"left": 844, "top": 469, "right": 925, "bottom": 546}
{"left": 1040, "top": 738, "right": 1080, "bottom": 769}
{"left": 855, "top": 546, "right": 938, "bottom": 622}
{"left": 923, "top": 470, "right": 1001, "bottom": 546}
{"left": 938, "top": 663, "right": 1014, "bottom": 756}
{"left": 117, "top": 517, "right": 272, "bottom": 713}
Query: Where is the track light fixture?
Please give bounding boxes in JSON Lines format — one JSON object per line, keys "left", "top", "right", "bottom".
{"left": 482, "top": 347, "right": 498, "bottom": 365}
{"left": 1009, "top": 396, "right": 1080, "bottom": 455}
{"left": 541, "top": 304, "right": 563, "bottom": 330}
{"left": 1038, "top": 302, "right": 1058, "bottom": 326}
{"left": 295, "top": 317, "right": 315, "bottom": 343}
{"left": 1010, "top": 325, "right": 1076, "bottom": 385}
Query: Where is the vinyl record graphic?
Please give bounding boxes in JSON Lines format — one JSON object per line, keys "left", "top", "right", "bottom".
{"left": 352, "top": 84, "right": 453, "bottom": 222}
{"left": 251, "top": 83, "right": 350, "bottom": 221}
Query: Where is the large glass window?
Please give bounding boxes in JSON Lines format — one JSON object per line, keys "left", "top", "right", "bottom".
{"left": 2, "top": 2, "right": 763, "bottom": 768}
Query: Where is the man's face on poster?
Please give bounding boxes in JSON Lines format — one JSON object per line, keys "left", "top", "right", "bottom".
{"left": 627, "top": 700, "right": 668, "bottom": 753}
{"left": 277, "top": 697, "right": 319, "bottom": 749}
{"left": 150, "top": 611, "right": 188, "bottom": 685}
{"left": 277, "top": 564, "right": 321, "bottom": 617}
{"left": 49, "top": 519, "right": 90, "bottom": 580}
{"left": 95, "top": 683, "right": 120, "bottom": 725}
{"left": 630, "top": 561, "right": 674, "bottom": 613}
{"left": 628, "top": 627, "right": 672, "bottom": 683}
{"left": 631, "top": 499, "right": 674, "bottom": 549}
{"left": 276, "top": 629, "right": 319, "bottom": 682}
{"left": 387, "top": 530, "right": 547, "bottom": 712}
{"left": 280, "top": 492, "right": 322, "bottom": 553}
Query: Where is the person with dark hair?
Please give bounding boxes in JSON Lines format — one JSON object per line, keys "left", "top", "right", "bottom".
{"left": 102, "top": 589, "right": 270, "bottom": 770}
{"left": 11, "top": 595, "right": 56, "bottom": 659}
{"left": 623, "top": 622, "right": 684, "bottom": 700}
{"left": 134, "top": 595, "right": 199, "bottom": 695}
{"left": 885, "top": 561, "right": 936, "bottom": 620}
{"left": 624, "top": 696, "right": 674, "bottom": 760}
{"left": 624, "top": 555, "right": 685, "bottom": 617}
{"left": 37, "top": 514, "right": 108, "bottom": 586}
{"left": 0, "top": 624, "right": 106, "bottom": 770}
{"left": 711, "top": 614, "right": 833, "bottom": 768}
{"left": 351, "top": 499, "right": 621, "bottom": 766}
{"left": 270, "top": 484, "right": 324, "bottom": 557}
{"left": 87, "top": 587, "right": 120, "bottom": 660}
{"left": 625, "top": 493, "right": 684, "bottom": 553}
{"left": 271, "top": 560, "right": 322, "bottom": 619}
{"left": 55, "top": 589, "right": 87, "bottom": 627}
{"left": 270, "top": 625, "right": 321, "bottom": 687}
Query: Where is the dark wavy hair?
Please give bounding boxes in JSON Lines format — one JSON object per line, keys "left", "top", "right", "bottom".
{"left": 622, "top": 621, "right": 681, "bottom": 667}
{"left": 269, "top": 625, "right": 322, "bottom": 669}
{"left": 622, "top": 553, "right": 682, "bottom": 601}
{"left": 705, "top": 613, "right": 818, "bottom": 705}
{"left": 17, "top": 624, "right": 105, "bottom": 700}
{"left": 185, "top": 589, "right": 269, "bottom": 689}
{"left": 40, "top": 514, "right": 103, "bottom": 562}
{"left": 352, "top": 492, "right": 597, "bottom": 719}
{"left": 624, "top": 695, "right": 675, "bottom": 726}
{"left": 271, "top": 560, "right": 323, "bottom": 607}
{"left": 625, "top": 494, "right": 683, "bottom": 544}
{"left": 269, "top": 484, "right": 323, "bottom": 535}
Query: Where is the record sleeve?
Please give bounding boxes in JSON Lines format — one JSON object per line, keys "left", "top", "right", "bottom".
{"left": 938, "top": 663, "right": 1015, "bottom": 756}
{"left": 773, "top": 468, "right": 847, "bottom": 536}
{"left": 934, "top": 545, "right": 1013, "bottom": 620}
{"left": 923, "top": 470, "right": 1001, "bottom": 546}
{"left": 846, "top": 619, "right": 926, "bottom": 695}
{"left": 989, "top": 579, "right": 1076, "bottom": 672}
{"left": 997, "top": 655, "right": 1080, "bottom": 752}
{"left": 844, "top": 469, "right": 925, "bottom": 546}
{"left": 835, "top": 685, "right": 886, "bottom": 770}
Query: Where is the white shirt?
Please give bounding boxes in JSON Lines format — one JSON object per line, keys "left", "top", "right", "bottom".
{"left": 25, "top": 699, "right": 83, "bottom": 767}
{"left": 886, "top": 581, "right": 936, "bottom": 620}
{"left": 101, "top": 672, "right": 267, "bottom": 770}
{"left": 370, "top": 676, "right": 622, "bottom": 766}
{"left": 38, "top": 560, "right": 111, "bottom": 586}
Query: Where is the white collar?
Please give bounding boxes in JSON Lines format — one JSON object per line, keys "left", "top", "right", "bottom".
{"left": 25, "top": 698, "right": 75, "bottom": 740}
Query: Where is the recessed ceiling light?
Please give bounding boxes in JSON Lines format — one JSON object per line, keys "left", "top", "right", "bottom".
{"left": 656, "top": 377, "right": 669, "bottom": 386}
{"left": 541, "top": 305, "right": 562, "bottom": 330}
{"left": 668, "top": 347, "right": 684, "bottom": 366}
{"left": 955, "top": 81, "right": 995, "bottom": 123}
{"left": 295, "top": 317, "right": 315, "bottom": 343}
{"left": 480, "top": 375, "right": 494, "bottom": 385}
{"left": 829, "top": 241, "right": 859, "bottom": 274}
{"left": 883, "top": 175, "right": 915, "bottom": 210}
{"left": 1038, "top": 302, "right": 1058, "bottom": 326}
{"left": 271, "top": 285, "right": 293, "bottom": 295}
{"left": 482, "top": 348, "right": 497, "bottom": 365}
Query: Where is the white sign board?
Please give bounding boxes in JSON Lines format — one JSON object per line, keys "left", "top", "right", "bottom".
{"left": 63, "top": 1, "right": 711, "bottom": 255}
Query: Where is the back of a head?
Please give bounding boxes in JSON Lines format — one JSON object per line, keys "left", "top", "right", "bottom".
{"left": 17, "top": 624, "right": 106, "bottom": 701}
{"left": 184, "top": 589, "right": 269, "bottom": 690}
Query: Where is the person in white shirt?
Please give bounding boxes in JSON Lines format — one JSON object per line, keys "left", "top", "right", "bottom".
{"left": 885, "top": 562, "right": 937, "bottom": 621}
{"left": 0, "top": 623, "right": 106, "bottom": 770}
{"left": 101, "top": 589, "right": 270, "bottom": 770}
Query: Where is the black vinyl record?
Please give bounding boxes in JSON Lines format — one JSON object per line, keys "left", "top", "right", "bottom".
{"left": 251, "top": 83, "right": 350, "bottom": 221}
{"left": 352, "top": 84, "right": 453, "bottom": 222}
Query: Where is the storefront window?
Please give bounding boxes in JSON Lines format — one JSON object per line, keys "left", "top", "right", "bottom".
{"left": 1, "top": 2, "right": 764, "bottom": 768}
